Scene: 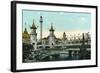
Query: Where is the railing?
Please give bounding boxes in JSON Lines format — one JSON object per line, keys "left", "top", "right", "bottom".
{"left": 37, "top": 42, "right": 90, "bottom": 49}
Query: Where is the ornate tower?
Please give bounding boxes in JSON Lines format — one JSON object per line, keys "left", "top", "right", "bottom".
{"left": 30, "top": 19, "right": 37, "bottom": 50}
{"left": 40, "top": 16, "right": 43, "bottom": 44}
{"left": 22, "top": 23, "right": 30, "bottom": 43}
{"left": 48, "top": 24, "right": 56, "bottom": 48}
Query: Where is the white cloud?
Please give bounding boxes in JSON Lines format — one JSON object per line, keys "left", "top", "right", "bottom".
{"left": 80, "top": 17, "right": 86, "bottom": 22}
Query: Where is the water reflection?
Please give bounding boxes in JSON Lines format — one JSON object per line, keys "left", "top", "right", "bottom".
{"left": 40, "top": 50, "right": 90, "bottom": 62}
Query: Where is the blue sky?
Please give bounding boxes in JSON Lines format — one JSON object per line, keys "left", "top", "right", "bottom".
{"left": 22, "top": 10, "right": 91, "bottom": 38}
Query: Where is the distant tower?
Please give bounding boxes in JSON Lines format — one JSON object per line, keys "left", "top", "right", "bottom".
{"left": 48, "top": 24, "right": 56, "bottom": 48}
{"left": 30, "top": 19, "right": 37, "bottom": 50}
{"left": 63, "top": 32, "right": 66, "bottom": 38}
{"left": 62, "top": 32, "right": 67, "bottom": 48}
{"left": 80, "top": 33, "right": 87, "bottom": 59}
{"left": 62, "top": 32, "right": 67, "bottom": 42}
{"left": 40, "top": 16, "right": 43, "bottom": 44}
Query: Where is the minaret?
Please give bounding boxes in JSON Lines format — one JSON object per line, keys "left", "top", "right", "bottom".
{"left": 40, "top": 16, "right": 43, "bottom": 44}
{"left": 48, "top": 24, "right": 56, "bottom": 48}
{"left": 49, "top": 24, "right": 55, "bottom": 35}
{"left": 30, "top": 19, "right": 37, "bottom": 50}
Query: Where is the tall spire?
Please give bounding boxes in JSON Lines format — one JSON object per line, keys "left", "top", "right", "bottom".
{"left": 30, "top": 19, "right": 37, "bottom": 29}
{"left": 24, "top": 22, "right": 28, "bottom": 34}
{"left": 49, "top": 24, "right": 54, "bottom": 31}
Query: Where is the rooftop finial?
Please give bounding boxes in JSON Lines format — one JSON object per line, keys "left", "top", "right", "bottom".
{"left": 49, "top": 23, "right": 54, "bottom": 31}
{"left": 24, "top": 22, "right": 28, "bottom": 34}
{"left": 30, "top": 19, "right": 37, "bottom": 29}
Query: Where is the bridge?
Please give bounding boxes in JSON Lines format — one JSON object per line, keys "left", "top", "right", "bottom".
{"left": 30, "top": 42, "right": 91, "bottom": 62}
{"left": 37, "top": 42, "right": 90, "bottom": 49}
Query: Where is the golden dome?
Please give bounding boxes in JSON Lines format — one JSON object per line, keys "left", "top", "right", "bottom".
{"left": 22, "top": 28, "right": 30, "bottom": 40}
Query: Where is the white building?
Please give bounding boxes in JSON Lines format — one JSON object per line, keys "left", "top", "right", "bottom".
{"left": 30, "top": 20, "right": 37, "bottom": 50}
{"left": 48, "top": 25, "right": 56, "bottom": 48}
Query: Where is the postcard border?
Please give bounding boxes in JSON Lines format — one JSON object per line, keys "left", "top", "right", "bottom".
{"left": 11, "top": 1, "right": 98, "bottom": 72}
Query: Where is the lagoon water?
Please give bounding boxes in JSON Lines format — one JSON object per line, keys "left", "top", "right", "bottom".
{"left": 39, "top": 49, "right": 91, "bottom": 62}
